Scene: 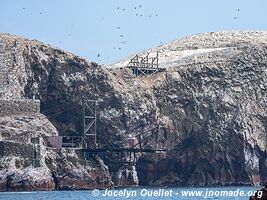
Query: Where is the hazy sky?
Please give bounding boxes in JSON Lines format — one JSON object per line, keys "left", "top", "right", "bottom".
{"left": 1, "top": 0, "right": 267, "bottom": 64}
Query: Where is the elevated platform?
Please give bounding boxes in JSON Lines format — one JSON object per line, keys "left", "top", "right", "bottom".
{"left": 77, "top": 147, "right": 167, "bottom": 170}
{"left": 79, "top": 147, "right": 167, "bottom": 153}
{"left": 127, "top": 52, "right": 165, "bottom": 77}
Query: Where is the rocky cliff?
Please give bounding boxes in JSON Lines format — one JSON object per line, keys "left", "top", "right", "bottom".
{"left": 0, "top": 31, "right": 267, "bottom": 190}
{"left": 110, "top": 31, "right": 267, "bottom": 186}
{"left": 0, "top": 33, "right": 115, "bottom": 191}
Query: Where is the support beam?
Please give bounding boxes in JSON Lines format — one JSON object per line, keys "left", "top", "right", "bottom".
{"left": 83, "top": 99, "right": 97, "bottom": 149}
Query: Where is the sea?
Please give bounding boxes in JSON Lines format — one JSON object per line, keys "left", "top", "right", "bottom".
{"left": 0, "top": 186, "right": 262, "bottom": 200}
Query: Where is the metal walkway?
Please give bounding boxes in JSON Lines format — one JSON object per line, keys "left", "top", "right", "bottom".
{"left": 80, "top": 147, "right": 167, "bottom": 153}
{"left": 79, "top": 122, "right": 169, "bottom": 170}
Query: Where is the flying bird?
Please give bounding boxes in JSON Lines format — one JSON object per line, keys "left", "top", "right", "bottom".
{"left": 120, "top": 35, "right": 124, "bottom": 37}
{"left": 121, "top": 41, "right": 127, "bottom": 44}
{"left": 97, "top": 53, "right": 100, "bottom": 57}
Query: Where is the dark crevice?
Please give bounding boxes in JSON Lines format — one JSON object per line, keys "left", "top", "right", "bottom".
{"left": 51, "top": 172, "right": 59, "bottom": 190}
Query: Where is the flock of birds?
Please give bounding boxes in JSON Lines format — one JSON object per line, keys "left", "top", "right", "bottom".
{"left": 114, "top": 5, "right": 157, "bottom": 46}
{"left": 96, "top": 4, "right": 161, "bottom": 61}
{"left": 97, "top": 6, "right": 241, "bottom": 62}
{"left": 21, "top": 6, "right": 241, "bottom": 63}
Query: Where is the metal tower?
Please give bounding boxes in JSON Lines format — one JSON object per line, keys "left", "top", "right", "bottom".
{"left": 82, "top": 99, "right": 97, "bottom": 149}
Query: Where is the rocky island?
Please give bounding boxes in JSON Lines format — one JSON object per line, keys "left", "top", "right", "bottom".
{"left": 0, "top": 31, "right": 267, "bottom": 191}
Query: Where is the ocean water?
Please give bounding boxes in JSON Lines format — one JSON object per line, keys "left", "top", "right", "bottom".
{"left": 0, "top": 187, "right": 262, "bottom": 200}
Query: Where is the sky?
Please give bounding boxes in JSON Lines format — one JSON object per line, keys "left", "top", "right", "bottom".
{"left": 1, "top": 0, "right": 267, "bottom": 64}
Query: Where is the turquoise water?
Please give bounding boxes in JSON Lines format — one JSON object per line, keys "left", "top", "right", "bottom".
{"left": 0, "top": 187, "right": 262, "bottom": 200}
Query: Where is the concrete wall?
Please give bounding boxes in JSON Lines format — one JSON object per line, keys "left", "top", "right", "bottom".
{"left": 0, "top": 140, "right": 41, "bottom": 167}
{"left": 0, "top": 99, "right": 40, "bottom": 116}
{"left": 0, "top": 141, "right": 34, "bottom": 160}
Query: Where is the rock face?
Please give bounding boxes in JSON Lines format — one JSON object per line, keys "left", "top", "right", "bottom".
{"left": 0, "top": 114, "right": 113, "bottom": 191}
{"left": 0, "top": 31, "right": 267, "bottom": 189}
{"left": 0, "top": 33, "right": 114, "bottom": 191}
{"left": 110, "top": 31, "right": 267, "bottom": 186}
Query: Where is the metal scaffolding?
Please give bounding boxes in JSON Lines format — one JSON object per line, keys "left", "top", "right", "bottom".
{"left": 126, "top": 52, "right": 165, "bottom": 77}
{"left": 82, "top": 99, "right": 97, "bottom": 149}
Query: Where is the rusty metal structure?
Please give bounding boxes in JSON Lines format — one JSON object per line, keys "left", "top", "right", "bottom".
{"left": 80, "top": 124, "right": 168, "bottom": 171}
{"left": 126, "top": 52, "right": 165, "bottom": 77}
{"left": 78, "top": 99, "right": 169, "bottom": 169}
{"left": 42, "top": 98, "right": 169, "bottom": 170}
